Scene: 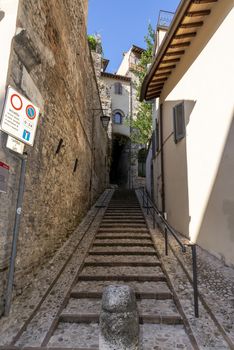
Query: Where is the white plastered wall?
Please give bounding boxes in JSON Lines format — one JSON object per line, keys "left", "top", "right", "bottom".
{"left": 103, "top": 77, "right": 131, "bottom": 137}
{"left": 160, "top": 0, "right": 234, "bottom": 265}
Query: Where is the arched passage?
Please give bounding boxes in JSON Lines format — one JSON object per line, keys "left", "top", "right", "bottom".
{"left": 110, "top": 134, "right": 130, "bottom": 188}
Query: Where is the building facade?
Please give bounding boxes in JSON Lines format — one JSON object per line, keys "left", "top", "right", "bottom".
{"left": 94, "top": 45, "right": 147, "bottom": 189}
{"left": 141, "top": 0, "right": 234, "bottom": 266}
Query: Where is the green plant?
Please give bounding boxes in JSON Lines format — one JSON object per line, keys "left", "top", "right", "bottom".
{"left": 128, "top": 24, "right": 155, "bottom": 146}
{"left": 87, "top": 34, "right": 103, "bottom": 54}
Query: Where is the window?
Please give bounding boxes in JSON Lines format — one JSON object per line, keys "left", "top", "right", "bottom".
{"left": 138, "top": 148, "right": 147, "bottom": 177}
{"left": 113, "top": 111, "right": 123, "bottom": 124}
{"left": 114, "top": 82, "right": 122, "bottom": 95}
{"left": 173, "top": 102, "right": 185, "bottom": 143}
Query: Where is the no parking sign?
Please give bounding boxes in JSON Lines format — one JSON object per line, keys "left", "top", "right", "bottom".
{"left": 0, "top": 86, "right": 40, "bottom": 146}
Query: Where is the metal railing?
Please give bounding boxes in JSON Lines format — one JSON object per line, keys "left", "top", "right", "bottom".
{"left": 139, "top": 187, "right": 199, "bottom": 318}
{"left": 157, "top": 10, "right": 174, "bottom": 29}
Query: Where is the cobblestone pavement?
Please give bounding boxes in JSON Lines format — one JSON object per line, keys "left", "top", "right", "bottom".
{"left": 136, "top": 190, "right": 234, "bottom": 350}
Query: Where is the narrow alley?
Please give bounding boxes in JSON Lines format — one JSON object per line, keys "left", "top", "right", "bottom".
{"left": 0, "top": 0, "right": 234, "bottom": 349}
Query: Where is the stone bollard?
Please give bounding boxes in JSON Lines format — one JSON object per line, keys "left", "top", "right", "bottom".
{"left": 99, "top": 285, "right": 139, "bottom": 350}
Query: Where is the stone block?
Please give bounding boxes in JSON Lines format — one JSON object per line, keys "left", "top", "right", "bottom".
{"left": 99, "top": 285, "right": 139, "bottom": 350}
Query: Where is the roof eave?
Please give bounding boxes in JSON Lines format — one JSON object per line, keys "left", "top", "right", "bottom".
{"left": 140, "top": 0, "right": 192, "bottom": 101}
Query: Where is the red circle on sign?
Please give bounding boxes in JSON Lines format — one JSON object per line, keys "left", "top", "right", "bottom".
{"left": 10, "top": 94, "right": 23, "bottom": 111}
{"left": 26, "top": 105, "right": 36, "bottom": 120}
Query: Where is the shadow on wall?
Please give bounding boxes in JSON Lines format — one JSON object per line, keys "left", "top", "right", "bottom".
{"left": 196, "top": 112, "right": 234, "bottom": 265}
{"left": 0, "top": 11, "right": 5, "bottom": 22}
{"left": 161, "top": 99, "right": 196, "bottom": 237}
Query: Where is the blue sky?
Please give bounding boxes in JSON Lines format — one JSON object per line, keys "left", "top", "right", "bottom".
{"left": 88, "top": 0, "right": 180, "bottom": 73}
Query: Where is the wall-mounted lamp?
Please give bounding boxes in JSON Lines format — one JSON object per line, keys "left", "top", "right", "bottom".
{"left": 100, "top": 115, "right": 110, "bottom": 130}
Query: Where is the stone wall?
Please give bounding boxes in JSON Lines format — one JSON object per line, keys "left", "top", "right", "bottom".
{"left": 0, "top": 0, "right": 109, "bottom": 314}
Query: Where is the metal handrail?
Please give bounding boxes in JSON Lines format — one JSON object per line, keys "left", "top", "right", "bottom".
{"left": 139, "top": 187, "right": 199, "bottom": 318}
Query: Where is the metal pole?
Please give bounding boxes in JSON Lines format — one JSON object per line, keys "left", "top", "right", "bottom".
{"left": 165, "top": 227, "right": 168, "bottom": 256}
{"left": 4, "top": 154, "right": 27, "bottom": 316}
{"left": 191, "top": 244, "right": 199, "bottom": 318}
{"left": 143, "top": 188, "right": 145, "bottom": 207}
{"left": 153, "top": 210, "right": 156, "bottom": 229}
{"left": 146, "top": 194, "right": 149, "bottom": 215}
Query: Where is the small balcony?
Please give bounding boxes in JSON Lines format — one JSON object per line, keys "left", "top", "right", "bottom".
{"left": 157, "top": 10, "right": 174, "bottom": 30}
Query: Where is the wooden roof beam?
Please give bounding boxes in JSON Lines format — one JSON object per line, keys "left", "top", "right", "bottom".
{"left": 155, "top": 72, "right": 171, "bottom": 77}
{"left": 148, "top": 85, "right": 163, "bottom": 91}
{"left": 192, "top": 0, "right": 217, "bottom": 4}
{"left": 186, "top": 10, "right": 211, "bottom": 17}
{"left": 169, "top": 42, "right": 190, "bottom": 48}
{"left": 158, "top": 65, "right": 176, "bottom": 70}
{"left": 175, "top": 32, "right": 197, "bottom": 39}
{"left": 151, "top": 77, "right": 168, "bottom": 83}
{"left": 161, "top": 58, "right": 180, "bottom": 64}
{"left": 146, "top": 92, "right": 161, "bottom": 100}
{"left": 180, "top": 21, "right": 203, "bottom": 28}
{"left": 165, "top": 50, "right": 185, "bottom": 56}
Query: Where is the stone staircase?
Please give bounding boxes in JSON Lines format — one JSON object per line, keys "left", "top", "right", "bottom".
{"left": 48, "top": 190, "right": 194, "bottom": 349}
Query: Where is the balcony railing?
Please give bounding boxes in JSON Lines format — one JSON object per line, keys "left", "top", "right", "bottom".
{"left": 157, "top": 10, "right": 174, "bottom": 29}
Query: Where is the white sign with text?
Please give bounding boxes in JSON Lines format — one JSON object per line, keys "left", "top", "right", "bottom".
{"left": 0, "top": 86, "right": 40, "bottom": 146}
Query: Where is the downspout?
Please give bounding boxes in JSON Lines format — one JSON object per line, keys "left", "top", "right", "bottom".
{"left": 159, "top": 103, "right": 165, "bottom": 215}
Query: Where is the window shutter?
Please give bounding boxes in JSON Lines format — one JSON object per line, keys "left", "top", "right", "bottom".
{"left": 173, "top": 102, "right": 185, "bottom": 143}
{"left": 114, "top": 82, "right": 122, "bottom": 95}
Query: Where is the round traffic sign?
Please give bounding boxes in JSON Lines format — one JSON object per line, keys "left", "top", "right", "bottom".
{"left": 10, "top": 94, "right": 23, "bottom": 111}
{"left": 26, "top": 105, "right": 36, "bottom": 120}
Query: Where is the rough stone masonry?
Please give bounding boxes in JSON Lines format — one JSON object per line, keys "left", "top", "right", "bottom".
{"left": 0, "top": 0, "right": 109, "bottom": 315}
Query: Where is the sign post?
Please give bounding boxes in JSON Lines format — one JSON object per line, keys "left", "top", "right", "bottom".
{"left": 0, "top": 86, "right": 40, "bottom": 315}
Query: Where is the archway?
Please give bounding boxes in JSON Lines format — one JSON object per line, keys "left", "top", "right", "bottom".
{"left": 110, "top": 134, "right": 130, "bottom": 188}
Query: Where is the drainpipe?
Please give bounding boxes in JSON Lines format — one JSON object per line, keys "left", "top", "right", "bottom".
{"left": 159, "top": 103, "right": 165, "bottom": 215}
{"left": 4, "top": 152, "right": 27, "bottom": 316}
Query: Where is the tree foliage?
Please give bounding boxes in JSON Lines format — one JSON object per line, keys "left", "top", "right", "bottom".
{"left": 130, "top": 24, "right": 155, "bottom": 146}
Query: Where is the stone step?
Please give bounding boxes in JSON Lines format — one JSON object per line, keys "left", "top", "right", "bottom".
{"left": 70, "top": 290, "right": 172, "bottom": 300}
{"left": 101, "top": 219, "right": 145, "bottom": 223}
{"left": 105, "top": 210, "right": 142, "bottom": 213}
{"left": 95, "top": 235, "right": 151, "bottom": 240}
{"left": 90, "top": 246, "right": 155, "bottom": 254}
{"left": 63, "top": 298, "right": 178, "bottom": 317}
{"left": 92, "top": 242, "right": 153, "bottom": 247}
{"left": 89, "top": 251, "right": 156, "bottom": 256}
{"left": 48, "top": 322, "right": 99, "bottom": 348}
{"left": 59, "top": 313, "right": 183, "bottom": 325}
{"left": 73, "top": 280, "right": 172, "bottom": 295}
{"left": 100, "top": 223, "right": 147, "bottom": 227}
{"left": 78, "top": 275, "right": 166, "bottom": 282}
{"left": 48, "top": 323, "right": 193, "bottom": 349}
{"left": 98, "top": 227, "right": 149, "bottom": 233}
{"left": 85, "top": 254, "right": 158, "bottom": 264}
{"left": 104, "top": 213, "right": 144, "bottom": 217}
{"left": 107, "top": 205, "right": 141, "bottom": 208}
{"left": 83, "top": 261, "right": 161, "bottom": 267}
{"left": 80, "top": 265, "right": 163, "bottom": 277}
